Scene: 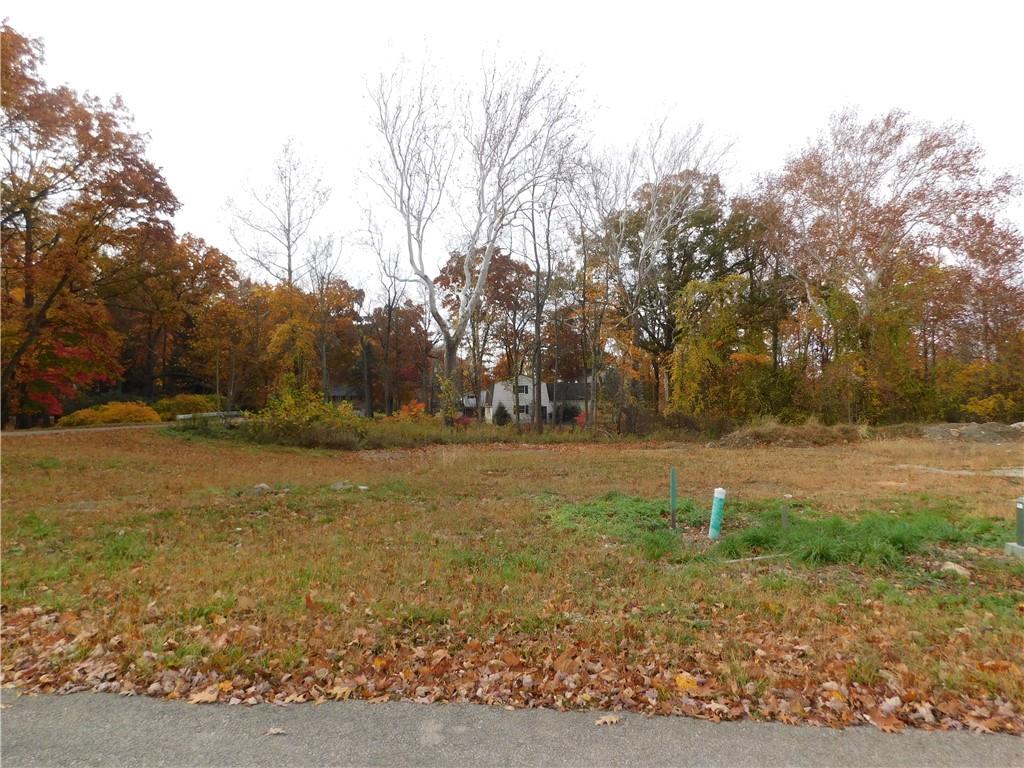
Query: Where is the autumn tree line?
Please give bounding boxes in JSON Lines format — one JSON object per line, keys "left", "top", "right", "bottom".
{"left": 3, "top": 23, "right": 1022, "bottom": 431}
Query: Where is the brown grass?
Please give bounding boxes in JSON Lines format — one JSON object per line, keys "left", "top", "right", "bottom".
{"left": 717, "top": 421, "right": 864, "bottom": 448}
{"left": 4, "top": 428, "right": 1019, "bottom": 517}
{"left": 2, "top": 428, "right": 1022, "bottom": 730}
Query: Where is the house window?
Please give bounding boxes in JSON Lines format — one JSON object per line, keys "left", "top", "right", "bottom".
{"left": 518, "top": 404, "right": 529, "bottom": 415}
{"left": 517, "top": 385, "right": 528, "bottom": 394}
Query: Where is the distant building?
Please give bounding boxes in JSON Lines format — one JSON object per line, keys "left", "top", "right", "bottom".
{"left": 481, "top": 375, "right": 551, "bottom": 423}
{"left": 328, "top": 384, "right": 360, "bottom": 405}
{"left": 548, "top": 381, "right": 590, "bottom": 417}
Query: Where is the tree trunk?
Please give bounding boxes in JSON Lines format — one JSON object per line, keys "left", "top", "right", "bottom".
{"left": 442, "top": 337, "right": 458, "bottom": 381}
{"left": 552, "top": 318, "right": 561, "bottom": 425}
{"left": 588, "top": 359, "right": 599, "bottom": 429}
{"left": 512, "top": 373, "right": 521, "bottom": 430}
{"left": 0, "top": 387, "right": 11, "bottom": 430}
{"left": 440, "top": 337, "right": 459, "bottom": 425}
{"left": 361, "top": 338, "right": 374, "bottom": 417}
{"left": 651, "top": 357, "right": 661, "bottom": 414}
{"left": 533, "top": 311, "right": 543, "bottom": 433}
{"left": 320, "top": 336, "right": 330, "bottom": 403}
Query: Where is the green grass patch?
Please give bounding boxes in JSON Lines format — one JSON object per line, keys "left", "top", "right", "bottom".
{"left": 553, "top": 492, "right": 1013, "bottom": 568}
{"left": 15, "top": 511, "right": 60, "bottom": 541}
{"left": 550, "top": 492, "right": 684, "bottom": 560}
{"left": 395, "top": 604, "right": 450, "bottom": 627}
{"left": 714, "top": 504, "right": 1011, "bottom": 567}
{"left": 97, "top": 528, "right": 152, "bottom": 570}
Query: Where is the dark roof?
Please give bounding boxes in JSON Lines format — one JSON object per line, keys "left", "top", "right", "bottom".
{"left": 550, "top": 382, "right": 589, "bottom": 401}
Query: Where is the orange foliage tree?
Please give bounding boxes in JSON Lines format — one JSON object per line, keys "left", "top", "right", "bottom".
{"left": 1, "top": 24, "right": 178, "bottom": 425}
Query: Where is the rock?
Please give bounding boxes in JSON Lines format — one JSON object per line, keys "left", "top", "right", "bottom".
{"left": 251, "top": 483, "right": 272, "bottom": 495}
{"left": 940, "top": 561, "right": 970, "bottom": 578}
{"left": 923, "top": 422, "right": 1024, "bottom": 443}
{"left": 357, "top": 485, "right": 369, "bottom": 491}
{"left": 330, "top": 481, "right": 352, "bottom": 491}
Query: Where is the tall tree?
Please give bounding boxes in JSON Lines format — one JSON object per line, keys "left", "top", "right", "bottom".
{"left": 366, "top": 227, "right": 407, "bottom": 415}
{"left": 771, "top": 109, "right": 1021, "bottom": 421}
{"left": 1, "top": 24, "right": 178, "bottom": 426}
{"left": 489, "top": 252, "right": 534, "bottom": 423}
{"left": 610, "top": 171, "right": 732, "bottom": 411}
{"left": 229, "top": 139, "right": 331, "bottom": 287}
{"left": 520, "top": 162, "right": 575, "bottom": 430}
{"left": 369, "top": 60, "right": 579, "bottom": 396}
{"left": 108, "top": 234, "right": 235, "bottom": 396}
{"left": 305, "top": 237, "right": 341, "bottom": 401}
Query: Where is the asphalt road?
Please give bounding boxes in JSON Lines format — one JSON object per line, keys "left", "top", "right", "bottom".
{"left": 1, "top": 691, "right": 1019, "bottom": 767}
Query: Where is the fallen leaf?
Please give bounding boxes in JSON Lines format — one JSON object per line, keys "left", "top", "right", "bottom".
{"left": 329, "top": 684, "right": 353, "bottom": 700}
{"left": 188, "top": 685, "right": 219, "bottom": 704}
{"left": 501, "top": 651, "right": 522, "bottom": 668}
{"left": 675, "top": 672, "right": 698, "bottom": 693}
{"left": 865, "top": 708, "right": 905, "bottom": 732}
{"left": 595, "top": 715, "right": 620, "bottom": 726}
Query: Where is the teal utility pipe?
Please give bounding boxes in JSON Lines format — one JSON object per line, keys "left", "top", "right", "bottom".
{"left": 670, "top": 468, "right": 677, "bottom": 529}
{"left": 1017, "top": 497, "right": 1024, "bottom": 546}
{"left": 708, "top": 487, "right": 726, "bottom": 540}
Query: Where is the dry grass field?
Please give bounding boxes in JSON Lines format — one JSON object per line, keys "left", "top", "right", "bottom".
{"left": 2, "top": 427, "right": 1022, "bottom": 732}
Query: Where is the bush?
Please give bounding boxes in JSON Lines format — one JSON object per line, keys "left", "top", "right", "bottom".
{"left": 60, "top": 401, "right": 161, "bottom": 427}
{"left": 153, "top": 394, "right": 223, "bottom": 421}
{"left": 243, "top": 379, "right": 367, "bottom": 449}
{"left": 963, "top": 394, "right": 1019, "bottom": 423}
{"left": 556, "top": 403, "right": 581, "bottom": 425}
{"left": 493, "top": 402, "right": 511, "bottom": 426}
{"left": 391, "top": 400, "right": 432, "bottom": 422}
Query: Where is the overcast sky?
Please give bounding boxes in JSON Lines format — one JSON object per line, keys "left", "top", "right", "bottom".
{"left": 8, "top": 0, "right": 1024, "bottom": 287}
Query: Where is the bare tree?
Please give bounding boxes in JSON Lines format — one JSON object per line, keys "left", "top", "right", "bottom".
{"left": 369, "top": 60, "right": 580, "bottom": 399}
{"left": 366, "top": 222, "right": 407, "bottom": 415}
{"left": 520, "top": 173, "right": 572, "bottom": 431}
{"left": 230, "top": 139, "right": 331, "bottom": 286}
{"left": 597, "top": 124, "right": 721, "bottom": 326}
{"left": 574, "top": 124, "right": 721, "bottom": 425}
{"left": 305, "top": 236, "right": 341, "bottom": 401}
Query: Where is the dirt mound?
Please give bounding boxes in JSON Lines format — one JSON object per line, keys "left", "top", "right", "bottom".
{"left": 718, "top": 422, "right": 863, "bottom": 448}
{"left": 921, "top": 422, "right": 1024, "bottom": 443}
{"left": 871, "top": 423, "right": 924, "bottom": 439}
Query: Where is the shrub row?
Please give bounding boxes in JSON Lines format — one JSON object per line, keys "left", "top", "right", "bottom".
{"left": 152, "top": 394, "right": 223, "bottom": 421}
{"left": 59, "top": 401, "right": 161, "bottom": 426}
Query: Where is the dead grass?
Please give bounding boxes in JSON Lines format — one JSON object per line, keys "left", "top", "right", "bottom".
{"left": 2, "top": 429, "right": 1022, "bottom": 730}
{"left": 718, "top": 421, "right": 865, "bottom": 448}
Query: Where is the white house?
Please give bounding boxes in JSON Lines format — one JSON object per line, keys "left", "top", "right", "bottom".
{"left": 483, "top": 375, "right": 553, "bottom": 423}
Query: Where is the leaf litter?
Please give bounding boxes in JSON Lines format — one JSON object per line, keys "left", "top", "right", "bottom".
{"left": 2, "top": 603, "right": 1021, "bottom": 734}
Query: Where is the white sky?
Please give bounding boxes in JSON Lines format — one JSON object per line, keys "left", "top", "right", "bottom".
{"left": 8, "top": 0, "right": 1024, "bottom": 289}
